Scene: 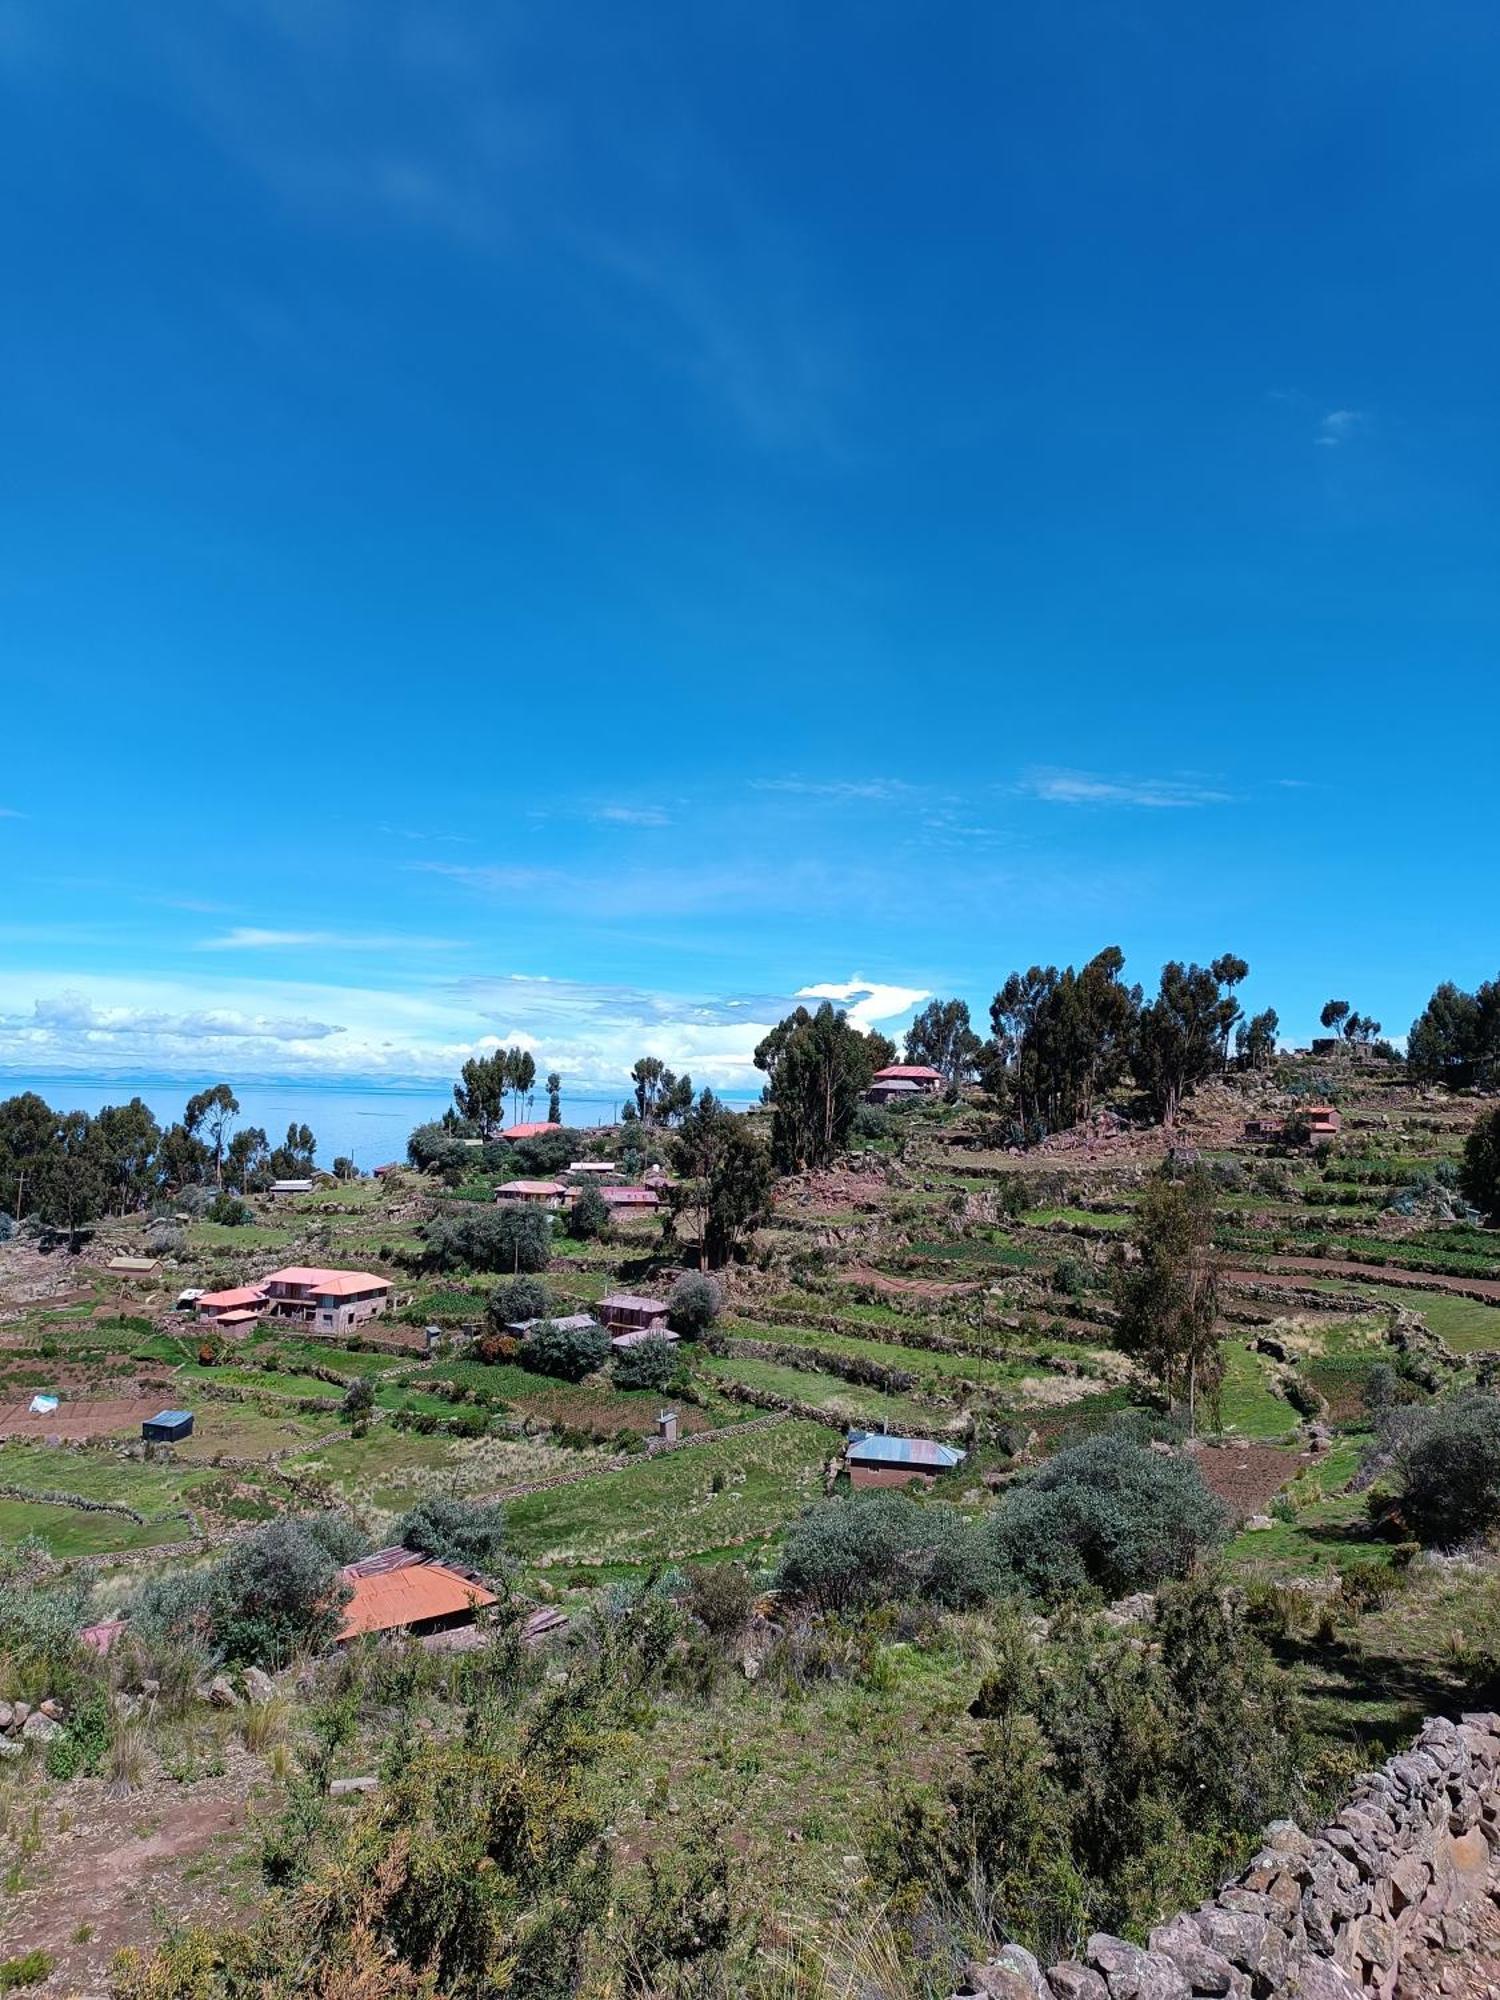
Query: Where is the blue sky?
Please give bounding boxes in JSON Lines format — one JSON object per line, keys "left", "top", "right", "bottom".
{"left": 1, "top": 1, "right": 1495, "bottom": 1094}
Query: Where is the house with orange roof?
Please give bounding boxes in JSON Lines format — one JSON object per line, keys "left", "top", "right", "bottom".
{"left": 502, "top": 1120, "right": 563, "bottom": 1142}
{"left": 336, "top": 1548, "right": 497, "bottom": 1644}
{"left": 259, "top": 1265, "right": 393, "bottom": 1336}
{"left": 196, "top": 1283, "right": 267, "bottom": 1329}
{"left": 495, "top": 1179, "right": 568, "bottom": 1208}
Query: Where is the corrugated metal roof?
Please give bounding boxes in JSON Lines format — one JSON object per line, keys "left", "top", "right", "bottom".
{"left": 502, "top": 1121, "right": 562, "bottom": 1140}
{"left": 599, "top": 1293, "right": 669, "bottom": 1313}
{"left": 872, "top": 1065, "right": 943, "bottom": 1081}
{"left": 496, "top": 1180, "right": 566, "bottom": 1196}
{"left": 507, "top": 1313, "right": 600, "bottom": 1336}
{"left": 845, "top": 1430, "right": 965, "bottom": 1468}
{"left": 337, "top": 1560, "right": 497, "bottom": 1639}
{"left": 149, "top": 1409, "right": 193, "bottom": 1426}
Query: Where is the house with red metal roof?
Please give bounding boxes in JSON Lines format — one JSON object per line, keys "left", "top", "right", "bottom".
{"left": 597, "top": 1185, "right": 660, "bottom": 1213}
{"left": 336, "top": 1548, "right": 497, "bottom": 1643}
{"left": 195, "top": 1283, "right": 267, "bottom": 1329}
{"left": 869, "top": 1063, "right": 944, "bottom": 1097}
{"left": 597, "top": 1291, "right": 670, "bottom": 1338}
{"left": 502, "top": 1120, "right": 563, "bottom": 1142}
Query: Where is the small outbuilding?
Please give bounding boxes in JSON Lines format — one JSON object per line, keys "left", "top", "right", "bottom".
{"left": 598, "top": 1185, "right": 660, "bottom": 1212}
{"left": 336, "top": 1548, "right": 497, "bottom": 1644}
{"left": 505, "top": 1311, "right": 602, "bottom": 1340}
{"left": 107, "top": 1254, "right": 160, "bottom": 1276}
{"left": 495, "top": 1179, "right": 568, "bottom": 1208}
{"left": 598, "top": 1292, "right": 671, "bottom": 1338}
{"left": 143, "top": 1409, "right": 194, "bottom": 1444}
{"left": 844, "top": 1429, "right": 965, "bottom": 1490}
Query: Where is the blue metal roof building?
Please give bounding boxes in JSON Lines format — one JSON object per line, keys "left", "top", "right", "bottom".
{"left": 142, "top": 1409, "right": 194, "bottom": 1443}
{"left": 845, "top": 1429, "right": 965, "bottom": 1470}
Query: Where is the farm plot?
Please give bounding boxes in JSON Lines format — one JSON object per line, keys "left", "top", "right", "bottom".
{"left": 503, "top": 1419, "right": 831, "bottom": 1575}
{"left": 282, "top": 1427, "right": 589, "bottom": 1516}
{"left": 720, "top": 1316, "right": 1113, "bottom": 1399}
{"left": 698, "top": 1352, "right": 947, "bottom": 1434}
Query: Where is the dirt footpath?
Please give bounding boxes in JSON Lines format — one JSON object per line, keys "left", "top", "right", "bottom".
{"left": 0, "top": 1751, "right": 265, "bottom": 1997}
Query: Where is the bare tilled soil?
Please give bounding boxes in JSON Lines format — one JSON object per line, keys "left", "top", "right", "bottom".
{"left": 1189, "top": 1438, "right": 1312, "bottom": 1518}
{"left": 1229, "top": 1260, "right": 1500, "bottom": 1303}
{"left": 0, "top": 1395, "right": 169, "bottom": 1442}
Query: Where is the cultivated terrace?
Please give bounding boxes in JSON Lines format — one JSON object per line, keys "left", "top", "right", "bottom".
{"left": 2, "top": 973, "right": 1500, "bottom": 2000}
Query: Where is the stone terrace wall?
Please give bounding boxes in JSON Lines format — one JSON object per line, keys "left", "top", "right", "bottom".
{"left": 959, "top": 1711, "right": 1500, "bottom": 2000}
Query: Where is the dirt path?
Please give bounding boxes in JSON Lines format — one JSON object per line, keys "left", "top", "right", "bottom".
{"left": 0, "top": 1751, "right": 265, "bottom": 1996}
{"left": 1227, "top": 1260, "right": 1500, "bottom": 1304}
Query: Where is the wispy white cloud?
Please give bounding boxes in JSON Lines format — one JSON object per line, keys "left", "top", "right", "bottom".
{"left": 0, "top": 807, "right": 24, "bottom": 820}
{"left": 795, "top": 976, "right": 929, "bottom": 1033}
{"left": 751, "top": 776, "right": 912, "bottom": 803}
{"left": 592, "top": 804, "right": 672, "bottom": 828}
{"left": 196, "top": 927, "right": 458, "bottom": 952}
{"left": 1017, "top": 768, "right": 1233, "bottom": 810}
{"left": 1316, "top": 408, "right": 1365, "bottom": 447}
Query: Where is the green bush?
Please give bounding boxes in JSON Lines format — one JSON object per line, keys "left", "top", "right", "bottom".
{"left": 570, "top": 1186, "right": 610, "bottom": 1241}
{"left": 1460, "top": 1106, "right": 1500, "bottom": 1224}
{"left": 487, "top": 1274, "right": 550, "bottom": 1328}
{"left": 669, "top": 1272, "right": 722, "bottom": 1336}
{"left": 206, "top": 1193, "right": 254, "bottom": 1226}
{"left": 133, "top": 1517, "right": 356, "bottom": 1668}
{"left": 986, "top": 1431, "right": 1228, "bottom": 1603}
{"left": 421, "top": 1204, "right": 551, "bottom": 1274}
{"left": 0, "top": 1954, "right": 55, "bottom": 1993}
{"left": 1396, "top": 1390, "right": 1500, "bottom": 1548}
{"left": 518, "top": 1317, "right": 611, "bottom": 1383}
{"left": 395, "top": 1496, "right": 511, "bottom": 1585}
{"left": 775, "top": 1491, "right": 995, "bottom": 1613}
{"left": 611, "top": 1335, "right": 679, "bottom": 1391}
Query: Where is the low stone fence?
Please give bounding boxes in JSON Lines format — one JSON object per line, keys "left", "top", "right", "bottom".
{"left": 476, "top": 1412, "right": 790, "bottom": 1503}
{"left": 959, "top": 1710, "right": 1500, "bottom": 1999}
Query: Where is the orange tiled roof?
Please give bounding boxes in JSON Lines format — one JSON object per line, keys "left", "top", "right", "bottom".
{"left": 502, "top": 1121, "right": 562, "bottom": 1140}
{"left": 198, "top": 1285, "right": 267, "bottom": 1309}
{"left": 262, "top": 1266, "right": 390, "bottom": 1298}
{"left": 337, "top": 1560, "right": 497, "bottom": 1640}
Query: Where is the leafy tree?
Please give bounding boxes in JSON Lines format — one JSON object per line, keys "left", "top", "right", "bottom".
{"left": 753, "top": 1003, "right": 886, "bottom": 1172}
{"left": 395, "top": 1496, "right": 511, "bottom": 1584}
{"left": 519, "top": 1317, "right": 611, "bottom": 1382}
{"left": 669, "top": 1271, "right": 722, "bottom": 1336}
{"left": 184, "top": 1083, "right": 240, "bottom": 1186}
{"left": 1396, "top": 1391, "right": 1500, "bottom": 1547}
{"left": 1460, "top": 1107, "right": 1500, "bottom": 1224}
{"left": 92, "top": 1097, "right": 163, "bottom": 1212}
{"left": 407, "top": 1119, "right": 474, "bottom": 1174}
{"left": 454, "top": 1052, "right": 508, "bottom": 1137}
{"left": 504, "top": 1046, "right": 538, "bottom": 1124}
{"left": 1114, "top": 1167, "right": 1224, "bottom": 1429}
{"left": 611, "top": 1334, "right": 679, "bottom": 1391}
{"left": 487, "top": 1274, "right": 551, "bottom": 1328}
{"left": 985, "top": 1430, "right": 1228, "bottom": 1601}
{"left": 1408, "top": 974, "right": 1500, "bottom": 1089}
{"left": 1320, "top": 998, "right": 1351, "bottom": 1032}
{"left": 546, "top": 1071, "right": 562, "bottom": 1124}
{"left": 630, "top": 1057, "right": 693, "bottom": 1126}
{"left": 569, "top": 1185, "right": 610, "bottom": 1241}
{"left": 158, "top": 1118, "right": 212, "bottom": 1189}
{"left": 421, "top": 1204, "right": 551, "bottom": 1274}
{"left": 332, "top": 1156, "right": 356, "bottom": 1181}
{"left": 267, "top": 1121, "right": 317, "bottom": 1178}
{"left": 903, "top": 998, "right": 982, "bottom": 1091}
{"left": 207, "top": 1192, "right": 254, "bottom": 1226}
{"left": 342, "top": 1375, "right": 375, "bottom": 1426}
{"left": 1134, "top": 959, "right": 1245, "bottom": 1125}
{"left": 985, "top": 948, "right": 1142, "bottom": 1134}
{"left": 666, "top": 1090, "right": 774, "bottom": 1266}
{"left": 224, "top": 1125, "right": 271, "bottom": 1192}
{"left": 1211, "top": 953, "right": 1250, "bottom": 1068}
{"left": 1235, "top": 1007, "right": 1279, "bottom": 1069}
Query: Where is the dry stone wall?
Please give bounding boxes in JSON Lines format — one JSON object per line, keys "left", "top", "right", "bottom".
{"left": 958, "top": 1712, "right": 1500, "bottom": 2000}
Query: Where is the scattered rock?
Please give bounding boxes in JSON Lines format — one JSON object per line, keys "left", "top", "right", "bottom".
{"left": 329, "top": 1776, "right": 379, "bottom": 1796}
{"left": 21, "top": 1710, "right": 64, "bottom": 1743}
{"left": 242, "top": 1666, "right": 277, "bottom": 1705}
{"left": 199, "top": 1674, "right": 240, "bottom": 1709}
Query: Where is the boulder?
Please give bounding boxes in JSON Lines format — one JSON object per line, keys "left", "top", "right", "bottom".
{"left": 38, "top": 1697, "right": 63, "bottom": 1720}
{"left": 0, "top": 1741, "right": 22, "bottom": 1762}
{"left": 1147, "top": 1915, "right": 1235, "bottom": 1995}
{"left": 20, "top": 1710, "right": 63, "bottom": 1744}
{"left": 1430, "top": 1825, "right": 1489, "bottom": 1913}
{"left": 242, "top": 1666, "right": 277, "bottom": 1705}
{"left": 1048, "top": 1968, "right": 1108, "bottom": 2000}
{"left": 0, "top": 1701, "right": 13, "bottom": 1732}
{"left": 200, "top": 1674, "right": 240, "bottom": 1709}
{"left": 1084, "top": 1934, "right": 1190, "bottom": 1999}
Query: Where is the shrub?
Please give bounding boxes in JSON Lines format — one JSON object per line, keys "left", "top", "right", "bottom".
{"left": 0, "top": 1954, "right": 55, "bottom": 1993}
{"left": 612, "top": 1335, "right": 679, "bottom": 1391}
{"left": 518, "top": 1317, "right": 611, "bottom": 1383}
{"left": 669, "top": 1272, "right": 722, "bottom": 1337}
{"left": 985, "top": 1431, "right": 1229, "bottom": 1603}
{"left": 395, "top": 1496, "right": 511, "bottom": 1585}
{"left": 133, "top": 1517, "right": 355, "bottom": 1668}
{"left": 487, "top": 1274, "right": 550, "bottom": 1328}
{"left": 206, "top": 1193, "right": 254, "bottom": 1227}
{"left": 341, "top": 1376, "right": 374, "bottom": 1422}
{"left": 421, "top": 1204, "right": 550, "bottom": 1274}
{"left": 1459, "top": 1107, "right": 1500, "bottom": 1224}
{"left": 684, "top": 1563, "right": 757, "bottom": 1640}
{"left": 570, "top": 1186, "right": 610, "bottom": 1241}
{"left": 145, "top": 1218, "right": 185, "bottom": 1255}
{"left": 1395, "top": 1390, "right": 1500, "bottom": 1548}
{"left": 775, "top": 1492, "right": 995, "bottom": 1613}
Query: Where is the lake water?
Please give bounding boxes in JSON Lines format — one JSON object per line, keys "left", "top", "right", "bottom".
{"left": 0, "top": 1076, "right": 664, "bottom": 1171}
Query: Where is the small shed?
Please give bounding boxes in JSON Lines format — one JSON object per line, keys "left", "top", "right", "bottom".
{"left": 844, "top": 1429, "right": 965, "bottom": 1489}
{"left": 108, "top": 1254, "right": 160, "bottom": 1276}
{"left": 143, "top": 1409, "right": 194, "bottom": 1444}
